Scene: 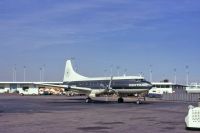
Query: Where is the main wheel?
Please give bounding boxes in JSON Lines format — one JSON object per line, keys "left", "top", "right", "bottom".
{"left": 85, "top": 97, "right": 92, "bottom": 103}
{"left": 136, "top": 100, "right": 141, "bottom": 104}
{"left": 118, "top": 97, "right": 124, "bottom": 103}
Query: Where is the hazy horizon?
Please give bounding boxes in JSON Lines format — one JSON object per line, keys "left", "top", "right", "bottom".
{"left": 0, "top": 0, "right": 200, "bottom": 84}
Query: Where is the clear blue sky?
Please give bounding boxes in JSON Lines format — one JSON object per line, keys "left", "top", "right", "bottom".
{"left": 0, "top": 0, "right": 200, "bottom": 84}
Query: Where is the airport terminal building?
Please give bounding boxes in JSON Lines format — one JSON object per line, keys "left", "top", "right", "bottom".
{"left": 0, "top": 82, "right": 63, "bottom": 95}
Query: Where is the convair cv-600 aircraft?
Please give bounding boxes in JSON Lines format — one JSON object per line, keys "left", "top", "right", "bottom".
{"left": 39, "top": 60, "right": 152, "bottom": 104}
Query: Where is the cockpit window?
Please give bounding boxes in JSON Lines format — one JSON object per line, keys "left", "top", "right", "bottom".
{"left": 136, "top": 79, "right": 145, "bottom": 82}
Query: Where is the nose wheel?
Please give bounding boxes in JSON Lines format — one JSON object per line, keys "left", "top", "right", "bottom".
{"left": 118, "top": 97, "right": 124, "bottom": 103}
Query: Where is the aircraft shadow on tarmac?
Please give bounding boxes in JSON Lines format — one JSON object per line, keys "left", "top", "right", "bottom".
{"left": 47, "top": 98, "right": 152, "bottom": 104}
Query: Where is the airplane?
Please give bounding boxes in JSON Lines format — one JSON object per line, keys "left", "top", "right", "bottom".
{"left": 38, "top": 60, "right": 152, "bottom": 104}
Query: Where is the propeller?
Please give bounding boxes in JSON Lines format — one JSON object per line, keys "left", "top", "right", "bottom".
{"left": 107, "top": 76, "right": 114, "bottom": 93}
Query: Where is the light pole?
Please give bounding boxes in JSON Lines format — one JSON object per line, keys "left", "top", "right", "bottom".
{"left": 24, "top": 66, "right": 26, "bottom": 82}
{"left": 12, "top": 66, "right": 15, "bottom": 82}
{"left": 149, "top": 65, "right": 152, "bottom": 82}
{"left": 40, "top": 67, "right": 42, "bottom": 82}
{"left": 123, "top": 68, "right": 127, "bottom": 76}
{"left": 104, "top": 69, "right": 107, "bottom": 77}
{"left": 116, "top": 66, "right": 120, "bottom": 76}
{"left": 110, "top": 65, "right": 113, "bottom": 76}
{"left": 163, "top": 74, "right": 166, "bottom": 81}
{"left": 43, "top": 64, "right": 45, "bottom": 82}
{"left": 140, "top": 72, "right": 144, "bottom": 77}
{"left": 185, "top": 65, "right": 189, "bottom": 86}
{"left": 13, "top": 64, "right": 16, "bottom": 82}
{"left": 174, "top": 68, "right": 176, "bottom": 84}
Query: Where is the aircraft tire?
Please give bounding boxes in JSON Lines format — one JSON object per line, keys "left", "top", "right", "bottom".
{"left": 136, "top": 100, "right": 141, "bottom": 104}
{"left": 85, "top": 97, "right": 92, "bottom": 103}
{"left": 118, "top": 97, "right": 124, "bottom": 103}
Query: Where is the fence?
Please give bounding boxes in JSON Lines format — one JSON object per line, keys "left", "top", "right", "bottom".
{"left": 162, "top": 92, "right": 200, "bottom": 102}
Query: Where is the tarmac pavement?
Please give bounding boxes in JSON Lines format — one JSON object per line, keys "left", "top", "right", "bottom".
{"left": 0, "top": 95, "right": 199, "bottom": 133}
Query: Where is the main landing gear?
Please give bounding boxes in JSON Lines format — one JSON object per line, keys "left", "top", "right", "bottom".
{"left": 136, "top": 99, "right": 141, "bottom": 104}
{"left": 118, "top": 97, "right": 124, "bottom": 103}
{"left": 85, "top": 97, "right": 92, "bottom": 103}
{"left": 136, "top": 94, "right": 146, "bottom": 104}
{"left": 117, "top": 97, "right": 143, "bottom": 104}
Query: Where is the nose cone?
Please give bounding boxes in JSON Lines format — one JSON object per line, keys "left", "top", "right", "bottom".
{"left": 146, "top": 81, "right": 153, "bottom": 89}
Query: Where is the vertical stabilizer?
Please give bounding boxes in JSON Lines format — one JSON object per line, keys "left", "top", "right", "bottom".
{"left": 63, "top": 60, "right": 87, "bottom": 82}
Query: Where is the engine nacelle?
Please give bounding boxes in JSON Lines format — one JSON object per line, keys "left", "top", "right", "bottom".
{"left": 89, "top": 93, "right": 96, "bottom": 98}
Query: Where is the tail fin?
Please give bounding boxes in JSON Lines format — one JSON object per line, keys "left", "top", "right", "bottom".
{"left": 63, "top": 60, "right": 87, "bottom": 82}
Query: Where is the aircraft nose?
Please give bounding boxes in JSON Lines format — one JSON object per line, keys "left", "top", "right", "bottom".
{"left": 149, "top": 84, "right": 153, "bottom": 88}
{"left": 146, "top": 82, "right": 153, "bottom": 89}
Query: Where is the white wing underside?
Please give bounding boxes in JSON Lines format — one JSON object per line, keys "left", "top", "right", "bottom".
{"left": 34, "top": 83, "right": 92, "bottom": 94}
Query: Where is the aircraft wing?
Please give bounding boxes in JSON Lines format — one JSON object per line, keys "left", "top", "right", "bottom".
{"left": 68, "top": 86, "right": 92, "bottom": 94}
{"left": 34, "top": 83, "right": 92, "bottom": 94}
{"left": 34, "top": 83, "right": 68, "bottom": 88}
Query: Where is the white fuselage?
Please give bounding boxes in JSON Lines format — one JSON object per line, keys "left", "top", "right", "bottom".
{"left": 65, "top": 76, "right": 152, "bottom": 97}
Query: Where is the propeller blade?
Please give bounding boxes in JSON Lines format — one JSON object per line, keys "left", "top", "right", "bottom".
{"left": 108, "top": 76, "right": 113, "bottom": 90}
